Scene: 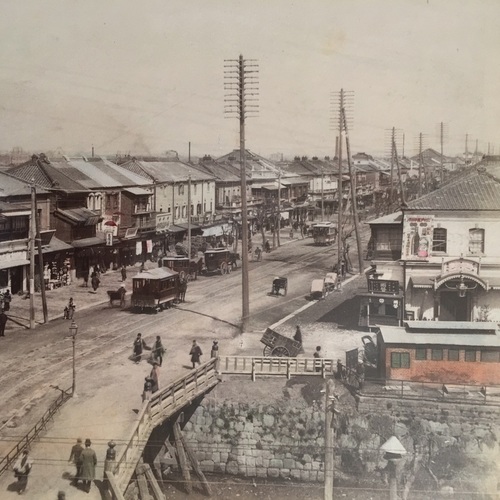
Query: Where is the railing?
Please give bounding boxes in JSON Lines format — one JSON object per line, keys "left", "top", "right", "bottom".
{"left": 109, "top": 358, "right": 220, "bottom": 496}
{"left": 359, "top": 378, "right": 500, "bottom": 406}
{"left": 220, "top": 356, "right": 335, "bottom": 380}
{"left": 0, "top": 386, "right": 72, "bottom": 477}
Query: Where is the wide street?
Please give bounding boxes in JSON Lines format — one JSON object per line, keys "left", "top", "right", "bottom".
{"left": 0, "top": 227, "right": 369, "bottom": 499}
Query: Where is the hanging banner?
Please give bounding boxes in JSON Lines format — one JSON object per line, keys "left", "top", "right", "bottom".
{"left": 146, "top": 240, "right": 153, "bottom": 253}
{"left": 136, "top": 241, "right": 142, "bottom": 255}
{"left": 402, "top": 215, "right": 434, "bottom": 260}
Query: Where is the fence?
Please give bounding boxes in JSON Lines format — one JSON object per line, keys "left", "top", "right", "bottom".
{"left": 0, "top": 386, "right": 72, "bottom": 477}
{"left": 220, "top": 356, "right": 335, "bottom": 380}
{"left": 108, "top": 357, "right": 220, "bottom": 497}
{"left": 359, "top": 378, "right": 500, "bottom": 406}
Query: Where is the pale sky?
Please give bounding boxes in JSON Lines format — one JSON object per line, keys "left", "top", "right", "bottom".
{"left": 0, "top": 0, "right": 499, "bottom": 159}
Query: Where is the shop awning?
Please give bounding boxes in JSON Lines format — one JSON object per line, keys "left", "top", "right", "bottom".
{"left": 0, "top": 258, "right": 30, "bottom": 270}
{"left": 71, "top": 236, "right": 105, "bottom": 248}
{"left": 409, "top": 277, "right": 435, "bottom": 289}
{"left": 202, "top": 224, "right": 230, "bottom": 237}
{"left": 168, "top": 225, "right": 186, "bottom": 234}
{"left": 55, "top": 208, "right": 101, "bottom": 226}
{"left": 42, "top": 237, "right": 73, "bottom": 254}
{"left": 125, "top": 187, "right": 151, "bottom": 196}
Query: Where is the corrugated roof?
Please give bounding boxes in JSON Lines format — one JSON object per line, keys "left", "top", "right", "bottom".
{"left": 125, "top": 187, "right": 152, "bottom": 196}
{"left": 406, "top": 321, "right": 498, "bottom": 332}
{"left": 134, "top": 267, "right": 178, "bottom": 280}
{"left": 120, "top": 160, "right": 214, "bottom": 183}
{"left": 407, "top": 170, "right": 500, "bottom": 210}
{"left": 379, "top": 327, "right": 500, "bottom": 347}
{"left": 368, "top": 211, "right": 403, "bottom": 225}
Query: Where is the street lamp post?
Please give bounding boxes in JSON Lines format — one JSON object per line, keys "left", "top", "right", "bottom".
{"left": 70, "top": 320, "right": 78, "bottom": 397}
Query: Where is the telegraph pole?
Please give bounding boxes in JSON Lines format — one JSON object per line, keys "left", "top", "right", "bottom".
{"left": 29, "top": 180, "right": 36, "bottom": 329}
{"left": 390, "top": 127, "right": 395, "bottom": 204}
{"left": 277, "top": 169, "right": 281, "bottom": 248}
{"left": 440, "top": 122, "right": 444, "bottom": 184}
{"left": 224, "top": 54, "right": 259, "bottom": 331}
{"left": 336, "top": 89, "right": 344, "bottom": 282}
{"left": 321, "top": 169, "right": 325, "bottom": 221}
{"left": 34, "top": 188, "right": 48, "bottom": 323}
{"left": 187, "top": 173, "right": 191, "bottom": 259}
{"left": 465, "top": 133, "right": 469, "bottom": 164}
{"left": 418, "top": 133, "right": 423, "bottom": 197}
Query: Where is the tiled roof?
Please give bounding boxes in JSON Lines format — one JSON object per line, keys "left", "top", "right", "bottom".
{"left": 406, "top": 170, "right": 500, "bottom": 210}
{"left": 7, "top": 155, "right": 89, "bottom": 192}
{"left": 0, "top": 171, "right": 49, "bottom": 198}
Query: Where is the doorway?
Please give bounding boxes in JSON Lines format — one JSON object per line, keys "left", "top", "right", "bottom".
{"left": 439, "top": 291, "right": 470, "bottom": 321}
{"left": 10, "top": 266, "right": 24, "bottom": 295}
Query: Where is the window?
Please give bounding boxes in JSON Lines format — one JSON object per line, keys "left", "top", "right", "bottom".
{"left": 432, "top": 228, "right": 447, "bottom": 253}
{"left": 469, "top": 228, "right": 485, "bottom": 254}
{"left": 182, "top": 206, "right": 186, "bottom": 218}
{"left": 480, "top": 351, "right": 500, "bottom": 362}
{"left": 415, "top": 348, "right": 427, "bottom": 360}
{"left": 178, "top": 184, "right": 184, "bottom": 196}
{"left": 391, "top": 352, "right": 410, "bottom": 368}
{"left": 465, "top": 350, "right": 476, "bottom": 362}
{"left": 431, "top": 349, "right": 443, "bottom": 361}
{"left": 448, "top": 349, "right": 459, "bottom": 361}
{"left": 193, "top": 183, "right": 197, "bottom": 195}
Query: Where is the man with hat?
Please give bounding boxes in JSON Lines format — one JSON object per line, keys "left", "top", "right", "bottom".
{"left": 68, "top": 438, "right": 84, "bottom": 485}
{"left": 78, "top": 439, "right": 97, "bottom": 493}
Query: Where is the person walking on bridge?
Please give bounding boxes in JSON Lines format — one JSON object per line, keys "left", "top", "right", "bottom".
{"left": 79, "top": 439, "right": 97, "bottom": 493}
{"left": 190, "top": 340, "right": 203, "bottom": 369}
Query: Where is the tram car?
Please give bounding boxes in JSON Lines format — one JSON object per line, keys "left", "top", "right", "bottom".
{"left": 131, "top": 267, "right": 180, "bottom": 313}
{"left": 162, "top": 255, "right": 200, "bottom": 281}
{"left": 202, "top": 248, "right": 239, "bottom": 275}
{"left": 312, "top": 222, "right": 337, "bottom": 245}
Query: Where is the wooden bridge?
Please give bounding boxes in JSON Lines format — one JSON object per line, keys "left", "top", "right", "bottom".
{"left": 106, "top": 355, "right": 334, "bottom": 498}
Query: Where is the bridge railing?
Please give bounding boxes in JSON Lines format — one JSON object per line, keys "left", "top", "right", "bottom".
{"left": 110, "top": 357, "right": 220, "bottom": 496}
{"left": 220, "top": 356, "right": 335, "bottom": 380}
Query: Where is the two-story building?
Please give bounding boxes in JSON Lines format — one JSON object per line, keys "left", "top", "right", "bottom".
{"left": 365, "top": 168, "right": 500, "bottom": 324}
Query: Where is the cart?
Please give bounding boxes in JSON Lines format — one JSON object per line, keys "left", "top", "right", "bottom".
{"left": 324, "top": 272, "right": 337, "bottom": 293}
{"left": 162, "top": 255, "right": 199, "bottom": 281}
{"left": 260, "top": 328, "right": 302, "bottom": 357}
{"left": 203, "top": 248, "right": 238, "bottom": 275}
{"left": 271, "top": 277, "right": 288, "bottom": 296}
{"left": 107, "top": 287, "right": 126, "bottom": 308}
{"left": 310, "top": 279, "right": 326, "bottom": 300}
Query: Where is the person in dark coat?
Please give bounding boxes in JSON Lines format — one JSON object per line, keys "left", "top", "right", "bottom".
{"left": 91, "top": 272, "right": 100, "bottom": 292}
{"left": 132, "top": 333, "right": 148, "bottom": 363}
{"left": 3, "top": 289, "right": 11, "bottom": 311}
{"left": 313, "top": 346, "right": 322, "bottom": 372}
{"left": 142, "top": 377, "right": 153, "bottom": 403}
{"left": 78, "top": 439, "right": 97, "bottom": 493}
{"left": 293, "top": 325, "right": 303, "bottom": 343}
{"left": 210, "top": 340, "right": 219, "bottom": 358}
{"left": 0, "top": 311, "right": 8, "bottom": 336}
{"left": 63, "top": 298, "right": 76, "bottom": 320}
{"left": 150, "top": 362, "right": 160, "bottom": 393}
{"left": 178, "top": 278, "right": 188, "bottom": 302}
{"left": 121, "top": 266, "right": 127, "bottom": 282}
{"left": 68, "top": 438, "right": 83, "bottom": 485}
{"left": 152, "top": 336, "right": 165, "bottom": 366}
{"left": 190, "top": 340, "right": 202, "bottom": 368}
{"left": 83, "top": 271, "right": 89, "bottom": 287}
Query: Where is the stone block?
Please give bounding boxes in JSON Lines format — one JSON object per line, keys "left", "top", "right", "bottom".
{"left": 300, "top": 470, "right": 310, "bottom": 481}
{"left": 255, "top": 456, "right": 263, "bottom": 467}
{"left": 256, "top": 468, "right": 267, "bottom": 478}
{"left": 244, "top": 422, "right": 254, "bottom": 432}
{"left": 312, "top": 461, "right": 320, "bottom": 471}
{"left": 268, "top": 468, "right": 280, "bottom": 478}
{"left": 200, "top": 460, "right": 214, "bottom": 472}
{"left": 245, "top": 466, "right": 257, "bottom": 477}
{"left": 226, "top": 461, "right": 239, "bottom": 475}
{"left": 279, "top": 469, "right": 290, "bottom": 478}
{"left": 283, "top": 458, "right": 295, "bottom": 469}
{"left": 197, "top": 416, "right": 206, "bottom": 426}
{"left": 246, "top": 457, "right": 256, "bottom": 467}
{"left": 291, "top": 469, "right": 301, "bottom": 479}
{"left": 235, "top": 422, "right": 244, "bottom": 432}
{"left": 304, "top": 463, "right": 312, "bottom": 471}
{"left": 211, "top": 452, "right": 220, "bottom": 463}
{"left": 270, "top": 459, "right": 283, "bottom": 468}
{"left": 309, "top": 471, "right": 318, "bottom": 481}
{"left": 215, "top": 418, "right": 225, "bottom": 428}
{"left": 214, "top": 462, "right": 225, "bottom": 473}
{"left": 302, "top": 453, "right": 312, "bottom": 463}
{"left": 263, "top": 414, "right": 275, "bottom": 427}
{"left": 317, "top": 471, "right": 324, "bottom": 482}
{"left": 220, "top": 452, "right": 229, "bottom": 463}
{"left": 262, "top": 459, "right": 270, "bottom": 468}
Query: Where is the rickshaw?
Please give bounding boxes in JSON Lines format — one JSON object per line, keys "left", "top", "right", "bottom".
{"left": 162, "top": 255, "right": 199, "bottom": 281}
{"left": 260, "top": 328, "right": 302, "bottom": 357}
{"left": 324, "top": 272, "right": 337, "bottom": 293}
{"left": 131, "top": 268, "right": 180, "bottom": 313}
{"left": 312, "top": 222, "right": 337, "bottom": 245}
{"left": 202, "top": 248, "right": 238, "bottom": 275}
{"left": 271, "top": 277, "right": 288, "bottom": 296}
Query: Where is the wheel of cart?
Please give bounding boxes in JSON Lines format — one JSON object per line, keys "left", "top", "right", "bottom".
{"left": 271, "top": 346, "right": 289, "bottom": 357}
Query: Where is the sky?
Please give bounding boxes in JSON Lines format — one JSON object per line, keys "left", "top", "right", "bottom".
{"left": 0, "top": 0, "right": 499, "bottom": 159}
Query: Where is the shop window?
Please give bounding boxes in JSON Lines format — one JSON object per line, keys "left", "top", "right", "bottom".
{"left": 448, "top": 349, "right": 459, "bottom": 361}
{"left": 391, "top": 352, "right": 410, "bottom": 368}
{"left": 432, "top": 228, "right": 447, "bottom": 253}
{"left": 465, "top": 350, "right": 476, "bottom": 362}
{"left": 480, "top": 351, "right": 500, "bottom": 362}
{"left": 469, "top": 228, "right": 485, "bottom": 254}
{"left": 415, "top": 348, "right": 427, "bottom": 360}
{"left": 431, "top": 349, "right": 443, "bottom": 361}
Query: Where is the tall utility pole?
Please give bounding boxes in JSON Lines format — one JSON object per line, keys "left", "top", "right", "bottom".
{"left": 29, "top": 180, "right": 36, "bottom": 329}
{"left": 336, "top": 89, "right": 344, "bottom": 281}
{"left": 390, "top": 127, "right": 396, "bottom": 204}
{"left": 224, "top": 54, "right": 259, "bottom": 331}
{"left": 465, "top": 133, "right": 469, "bottom": 164}
{"left": 418, "top": 133, "right": 423, "bottom": 197}
{"left": 187, "top": 173, "right": 191, "bottom": 259}
{"left": 343, "top": 109, "right": 364, "bottom": 275}
{"left": 439, "top": 122, "right": 444, "bottom": 184}
{"left": 392, "top": 134, "right": 406, "bottom": 207}
{"left": 277, "top": 169, "right": 281, "bottom": 248}
{"left": 321, "top": 169, "right": 325, "bottom": 221}
{"left": 34, "top": 188, "right": 48, "bottom": 323}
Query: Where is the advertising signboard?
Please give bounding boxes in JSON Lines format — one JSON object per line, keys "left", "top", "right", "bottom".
{"left": 402, "top": 215, "right": 434, "bottom": 260}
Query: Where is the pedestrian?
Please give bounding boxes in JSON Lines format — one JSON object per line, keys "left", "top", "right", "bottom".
{"left": 190, "top": 340, "right": 203, "bottom": 369}
{"left": 142, "top": 376, "right": 153, "bottom": 403}
{"left": 0, "top": 311, "right": 8, "bottom": 337}
{"left": 83, "top": 270, "right": 89, "bottom": 287}
{"left": 91, "top": 272, "right": 100, "bottom": 293}
{"left": 264, "top": 240, "right": 271, "bottom": 253}
{"left": 3, "top": 289, "right": 12, "bottom": 311}
{"left": 57, "top": 491, "right": 66, "bottom": 500}
{"left": 150, "top": 362, "right": 160, "bottom": 393}
{"left": 68, "top": 438, "right": 83, "bottom": 485}
{"left": 63, "top": 297, "right": 76, "bottom": 320}
{"left": 79, "top": 439, "right": 97, "bottom": 493}
{"left": 336, "top": 359, "right": 345, "bottom": 380}
{"left": 313, "top": 346, "right": 322, "bottom": 372}
{"left": 178, "top": 278, "right": 188, "bottom": 303}
{"left": 13, "top": 448, "right": 32, "bottom": 495}
{"left": 289, "top": 228, "right": 294, "bottom": 239}
{"left": 210, "top": 340, "right": 219, "bottom": 358}
{"left": 152, "top": 336, "right": 165, "bottom": 366}
{"left": 132, "top": 333, "right": 148, "bottom": 363}
{"left": 293, "top": 325, "right": 303, "bottom": 343}
{"left": 121, "top": 266, "right": 127, "bottom": 282}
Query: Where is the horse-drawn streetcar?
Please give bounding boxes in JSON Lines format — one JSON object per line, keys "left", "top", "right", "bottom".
{"left": 131, "top": 267, "right": 180, "bottom": 313}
